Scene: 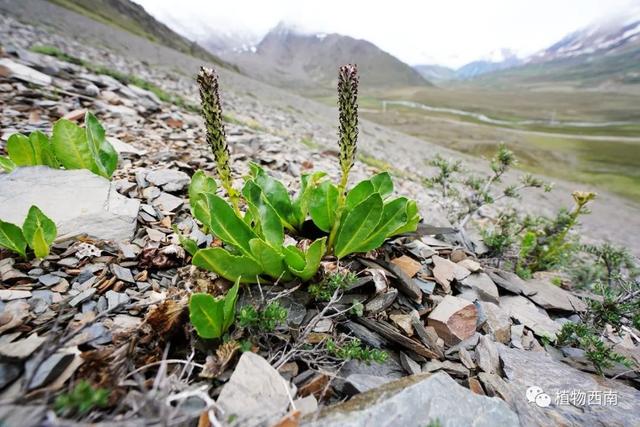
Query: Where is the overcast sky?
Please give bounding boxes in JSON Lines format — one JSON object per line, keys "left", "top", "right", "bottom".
{"left": 134, "top": 0, "right": 638, "bottom": 68}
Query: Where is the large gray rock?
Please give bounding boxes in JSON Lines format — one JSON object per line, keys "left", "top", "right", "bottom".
{"left": 496, "top": 345, "right": 640, "bottom": 427}
{"left": 0, "top": 167, "right": 139, "bottom": 242}
{"left": 216, "top": 352, "right": 293, "bottom": 426}
{"left": 303, "top": 372, "right": 519, "bottom": 427}
{"left": 0, "top": 58, "right": 52, "bottom": 86}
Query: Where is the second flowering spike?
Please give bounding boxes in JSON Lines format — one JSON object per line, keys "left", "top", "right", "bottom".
{"left": 197, "top": 66, "right": 239, "bottom": 211}
{"left": 337, "top": 64, "right": 359, "bottom": 191}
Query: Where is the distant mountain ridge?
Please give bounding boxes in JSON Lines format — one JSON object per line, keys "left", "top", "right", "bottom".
{"left": 221, "top": 22, "right": 431, "bottom": 92}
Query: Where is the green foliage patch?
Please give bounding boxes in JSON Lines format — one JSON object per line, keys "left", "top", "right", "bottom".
{"left": 0, "top": 206, "right": 57, "bottom": 259}
{"left": 1, "top": 112, "right": 118, "bottom": 179}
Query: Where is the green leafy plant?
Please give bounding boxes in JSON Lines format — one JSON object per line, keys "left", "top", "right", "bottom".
{"left": 189, "top": 279, "right": 240, "bottom": 339}
{"left": 556, "top": 322, "right": 632, "bottom": 375}
{"left": 516, "top": 191, "right": 596, "bottom": 278}
{"left": 309, "top": 270, "right": 358, "bottom": 301}
{"left": 181, "top": 65, "right": 419, "bottom": 283}
{"left": 307, "top": 65, "right": 419, "bottom": 257}
{"left": 326, "top": 338, "right": 388, "bottom": 364}
{"left": 0, "top": 205, "right": 57, "bottom": 258}
{"left": 180, "top": 67, "right": 326, "bottom": 283}
{"left": 0, "top": 112, "right": 118, "bottom": 178}
{"left": 54, "top": 380, "right": 109, "bottom": 417}
{"left": 237, "top": 301, "right": 288, "bottom": 332}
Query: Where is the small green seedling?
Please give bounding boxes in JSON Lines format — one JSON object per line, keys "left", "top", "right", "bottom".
{"left": 189, "top": 279, "right": 240, "bottom": 339}
{"left": 1, "top": 112, "right": 118, "bottom": 178}
{"left": 0, "top": 205, "right": 57, "bottom": 258}
{"left": 54, "top": 380, "right": 109, "bottom": 417}
{"left": 326, "top": 338, "right": 388, "bottom": 364}
{"left": 237, "top": 301, "right": 288, "bottom": 332}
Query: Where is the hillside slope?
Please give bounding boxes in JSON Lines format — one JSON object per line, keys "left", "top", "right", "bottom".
{"left": 46, "top": 0, "right": 229, "bottom": 67}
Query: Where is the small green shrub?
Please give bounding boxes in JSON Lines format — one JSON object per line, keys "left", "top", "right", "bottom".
{"left": 1, "top": 112, "right": 118, "bottom": 179}
{"left": 309, "top": 271, "right": 357, "bottom": 301}
{"left": 556, "top": 322, "right": 631, "bottom": 375}
{"left": 237, "top": 301, "right": 288, "bottom": 332}
{"left": 326, "top": 338, "right": 388, "bottom": 364}
{"left": 0, "top": 205, "right": 57, "bottom": 259}
{"left": 54, "top": 380, "right": 109, "bottom": 417}
{"left": 426, "top": 144, "right": 549, "bottom": 229}
{"left": 189, "top": 279, "right": 239, "bottom": 339}
{"left": 516, "top": 191, "right": 595, "bottom": 278}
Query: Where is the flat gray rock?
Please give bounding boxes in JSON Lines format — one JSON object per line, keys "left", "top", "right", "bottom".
{"left": 0, "top": 167, "right": 139, "bottom": 242}
{"left": 145, "top": 168, "right": 189, "bottom": 192}
{"left": 0, "top": 58, "right": 52, "bottom": 86}
{"left": 500, "top": 295, "right": 561, "bottom": 339}
{"left": 216, "top": 352, "right": 293, "bottom": 426}
{"left": 459, "top": 272, "right": 500, "bottom": 304}
{"left": 498, "top": 345, "right": 640, "bottom": 427}
{"left": 523, "top": 279, "right": 587, "bottom": 312}
{"left": 303, "top": 372, "right": 519, "bottom": 427}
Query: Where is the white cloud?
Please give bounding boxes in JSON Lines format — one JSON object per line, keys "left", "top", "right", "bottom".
{"left": 133, "top": 0, "right": 638, "bottom": 68}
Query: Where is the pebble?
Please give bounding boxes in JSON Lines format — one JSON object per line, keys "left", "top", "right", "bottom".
{"left": 69, "top": 288, "right": 96, "bottom": 307}
{"left": 38, "top": 274, "right": 61, "bottom": 287}
{"left": 111, "top": 264, "right": 135, "bottom": 283}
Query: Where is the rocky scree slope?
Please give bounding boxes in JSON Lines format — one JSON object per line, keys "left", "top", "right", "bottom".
{"left": 0, "top": 11, "right": 639, "bottom": 427}
{"left": 3, "top": 0, "right": 640, "bottom": 257}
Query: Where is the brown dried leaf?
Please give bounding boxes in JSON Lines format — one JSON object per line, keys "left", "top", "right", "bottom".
{"left": 271, "top": 410, "right": 301, "bottom": 427}
{"left": 145, "top": 298, "right": 187, "bottom": 337}
{"left": 200, "top": 341, "right": 240, "bottom": 379}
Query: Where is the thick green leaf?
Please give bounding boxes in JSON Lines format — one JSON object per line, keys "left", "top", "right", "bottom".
{"left": 248, "top": 163, "right": 300, "bottom": 230}
{"left": 51, "top": 119, "right": 98, "bottom": 173}
{"left": 189, "top": 171, "right": 217, "bottom": 225}
{"left": 203, "top": 193, "right": 258, "bottom": 257}
{"left": 7, "top": 134, "right": 35, "bottom": 166}
{"left": 31, "top": 227, "right": 49, "bottom": 259}
{"left": 192, "top": 247, "right": 262, "bottom": 283}
{"left": 351, "top": 197, "right": 408, "bottom": 253}
{"left": 7, "top": 132, "right": 59, "bottom": 168}
{"left": 249, "top": 238, "right": 289, "bottom": 279}
{"left": 189, "top": 293, "right": 225, "bottom": 338}
{"left": 242, "top": 181, "right": 284, "bottom": 246}
{"left": 189, "top": 278, "right": 240, "bottom": 339}
{"left": 29, "top": 131, "right": 59, "bottom": 167}
{"left": 22, "top": 206, "right": 57, "bottom": 259}
{"left": 222, "top": 279, "right": 240, "bottom": 330}
{"left": 85, "top": 112, "right": 118, "bottom": 177}
{"left": 286, "top": 237, "right": 326, "bottom": 281}
{"left": 308, "top": 180, "right": 339, "bottom": 233}
{"left": 189, "top": 171, "right": 217, "bottom": 204}
{"left": 282, "top": 246, "right": 306, "bottom": 271}
{"left": 0, "top": 220, "right": 27, "bottom": 258}
{"left": 334, "top": 194, "right": 383, "bottom": 258}
{"left": 293, "top": 172, "right": 326, "bottom": 226}
{"left": 345, "top": 180, "right": 375, "bottom": 211}
{"left": 0, "top": 156, "right": 16, "bottom": 173}
{"left": 370, "top": 172, "right": 394, "bottom": 199}
{"left": 389, "top": 200, "right": 420, "bottom": 236}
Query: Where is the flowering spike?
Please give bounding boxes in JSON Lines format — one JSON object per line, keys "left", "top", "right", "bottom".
{"left": 337, "top": 64, "right": 359, "bottom": 190}
{"left": 197, "top": 66, "right": 239, "bottom": 211}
